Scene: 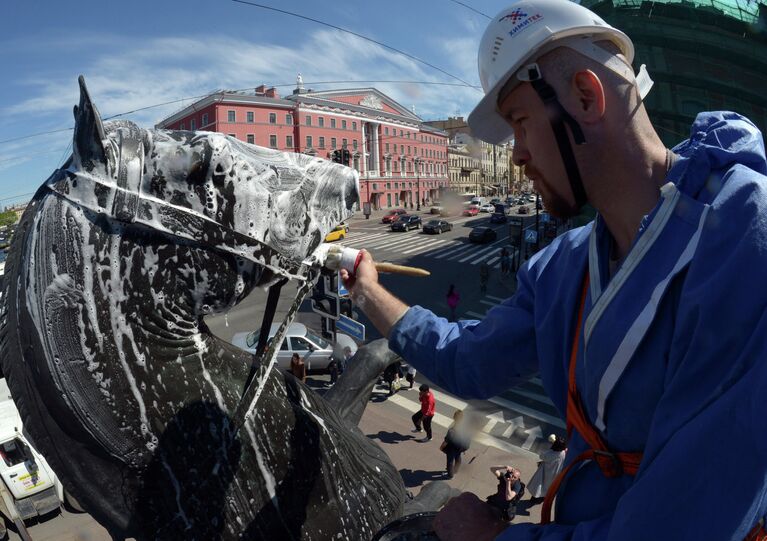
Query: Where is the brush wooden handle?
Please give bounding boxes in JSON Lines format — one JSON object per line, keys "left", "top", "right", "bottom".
{"left": 374, "top": 262, "right": 431, "bottom": 277}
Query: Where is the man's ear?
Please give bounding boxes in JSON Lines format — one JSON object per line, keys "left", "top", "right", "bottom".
{"left": 571, "top": 69, "right": 605, "bottom": 122}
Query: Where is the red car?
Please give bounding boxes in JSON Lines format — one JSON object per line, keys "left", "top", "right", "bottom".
{"left": 382, "top": 208, "right": 407, "bottom": 224}
{"left": 463, "top": 206, "right": 479, "bottom": 217}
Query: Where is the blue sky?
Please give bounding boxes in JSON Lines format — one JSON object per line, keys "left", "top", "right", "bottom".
{"left": 0, "top": 0, "right": 517, "bottom": 207}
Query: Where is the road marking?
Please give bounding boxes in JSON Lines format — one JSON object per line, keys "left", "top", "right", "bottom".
{"left": 489, "top": 396, "right": 566, "bottom": 428}
{"left": 431, "top": 243, "right": 470, "bottom": 259}
{"left": 482, "top": 410, "right": 507, "bottom": 433}
{"left": 501, "top": 416, "right": 525, "bottom": 438}
{"left": 401, "top": 238, "right": 448, "bottom": 254}
{"left": 465, "top": 311, "right": 485, "bottom": 319}
{"left": 480, "top": 300, "right": 497, "bottom": 307}
{"left": 455, "top": 239, "right": 505, "bottom": 263}
{"left": 368, "top": 235, "right": 433, "bottom": 251}
{"left": 486, "top": 295, "right": 506, "bottom": 302}
{"left": 506, "top": 387, "right": 556, "bottom": 407}
{"left": 522, "top": 426, "right": 542, "bottom": 450}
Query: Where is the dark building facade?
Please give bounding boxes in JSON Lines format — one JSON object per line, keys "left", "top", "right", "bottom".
{"left": 581, "top": 0, "right": 767, "bottom": 146}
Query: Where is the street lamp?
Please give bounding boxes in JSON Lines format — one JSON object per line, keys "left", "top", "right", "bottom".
{"left": 415, "top": 157, "right": 421, "bottom": 211}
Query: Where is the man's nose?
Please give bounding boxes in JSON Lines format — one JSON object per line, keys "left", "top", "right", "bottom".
{"left": 511, "top": 142, "right": 529, "bottom": 167}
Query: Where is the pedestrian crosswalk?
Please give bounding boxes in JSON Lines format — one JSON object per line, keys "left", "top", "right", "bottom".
{"left": 342, "top": 229, "right": 515, "bottom": 268}
{"left": 376, "top": 376, "right": 565, "bottom": 456}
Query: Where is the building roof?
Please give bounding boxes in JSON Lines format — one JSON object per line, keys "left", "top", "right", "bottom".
{"left": 156, "top": 91, "right": 296, "bottom": 128}
{"left": 585, "top": 0, "right": 765, "bottom": 25}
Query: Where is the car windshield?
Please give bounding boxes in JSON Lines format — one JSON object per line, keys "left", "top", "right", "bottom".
{"left": 245, "top": 330, "right": 260, "bottom": 348}
{"left": 305, "top": 329, "right": 329, "bottom": 349}
{"left": 427, "top": 220, "right": 441, "bottom": 226}
{"left": 395, "top": 216, "right": 409, "bottom": 222}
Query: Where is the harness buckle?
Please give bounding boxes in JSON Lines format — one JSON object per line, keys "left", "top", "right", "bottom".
{"left": 593, "top": 449, "right": 623, "bottom": 478}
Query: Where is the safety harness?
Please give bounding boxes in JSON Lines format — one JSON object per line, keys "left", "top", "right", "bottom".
{"left": 540, "top": 272, "right": 767, "bottom": 540}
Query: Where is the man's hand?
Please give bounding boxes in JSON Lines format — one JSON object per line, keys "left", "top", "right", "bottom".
{"left": 339, "top": 249, "right": 378, "bottom": 299}
{"left": 433, "top": 493, "right": 509, "bottom": 541}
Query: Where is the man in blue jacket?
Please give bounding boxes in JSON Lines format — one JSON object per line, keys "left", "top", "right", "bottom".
{"left": 342, "top": 0, "right": 767, "bottom": 539}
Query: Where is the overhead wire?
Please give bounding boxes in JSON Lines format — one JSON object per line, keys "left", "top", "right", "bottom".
{"left": 445, "top": 0, "right": 491, "bottom": 19}
{"left": 230, "top": 0, "right": 480, "bottom": 89}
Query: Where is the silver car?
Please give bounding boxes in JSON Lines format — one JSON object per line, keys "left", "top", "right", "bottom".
{"left": 231, "top": 322, "right": 357, "bottom": 371}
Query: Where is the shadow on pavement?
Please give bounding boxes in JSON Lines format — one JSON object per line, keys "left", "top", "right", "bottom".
{"left": 399, "top": 468, "right": 447, "bottom": 488}
{"left": 367, "top": 431, "right": 417, "bottom": 444}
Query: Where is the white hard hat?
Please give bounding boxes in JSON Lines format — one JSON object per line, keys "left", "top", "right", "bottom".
{"left": 468, "top": 0, "right": 637, "bottom": 144}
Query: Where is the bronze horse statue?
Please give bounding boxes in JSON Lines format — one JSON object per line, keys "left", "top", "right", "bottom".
{"left": 0, "top": 78, "right": 452, "bottom": 540}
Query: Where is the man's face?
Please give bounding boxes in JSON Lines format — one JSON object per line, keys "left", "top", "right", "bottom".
{"left": 499, "top": 82, "right": 580, "bottom": 219}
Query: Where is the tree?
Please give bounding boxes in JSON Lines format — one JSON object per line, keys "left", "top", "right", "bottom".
{"left": 0, "top": 211, "right": 17, "bottom": 228}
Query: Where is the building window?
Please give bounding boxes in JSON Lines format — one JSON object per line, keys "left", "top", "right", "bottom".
{"left": 247, "top": 134, "right": 254, "bottom": 144}
{"left": 353, "top": 139, "right": 358, "bottom": 150}
{"left": 269, "top": 113, "right": 276, "bottom": 124}
{"left": 395, "top": 193, "right": 399, "bottom": 205}
{"left": 353, "top": 156, "right": 360, "bottom": 171}
{"left": 385, "top": 127, "right": 389, "bottom": 135}
{"left": 387, "top": 193, "right": 392, "bottom": 207}
{"left": 202, "top": 113, "right": 209, "bottom": 127}
{"left": 227, "top": 110, "right": 235, "bottom": 122}
{"left": 306, "top": 135, "right": 313, "bottom": 148}
{"left": 331, "top": 138, "right": 337, "bottom": 149}
{"left": 342, "top": 138, "right": 348, "bottom": 149}
{"left": 385, "top": 143, "right": 390, "bottom": 153}
{"left": 305, "top": 115, "right": 312, "bottom": 126}
{"left": 180, "top": 122, "right": 185, "bottom": 130}
{"left": 247, "top": 111, "right": 254, "bottom": 123}
{"left": 331, "top": 118, "right": 336, "bottom": 128}
{"left": 286, "top": 113, "right": 293, "bottom": 125}
{"left": 407, "top": 146, "right": 411, "bottom": 155}
{"left": 352, "top": 121, "right": 357, "bottom": 131}
{"left": 286, "top": 135, "right": 293, "bottom": 148}
{"left": 400, "top": 130, "right": 403, "bottom": 136}
{"left": 318, "top": 117, "right": 325, "bottom": 128}
{"left": 373, "top": 183, "right": 378, "bottom": 190}
{"left": 342, "top": 120, "right": 347, "bottom": 130}
{"left": 319, "top": 136, "right": 325, "bottom": 149}
{"left": 400, "top": 145, "right": 404, "bottom": 154}
{"left": 269, "top": 135, "right": 277, "bottom": 148}
{"left": 190, "top": 119, "right": 196, "bottom": 130}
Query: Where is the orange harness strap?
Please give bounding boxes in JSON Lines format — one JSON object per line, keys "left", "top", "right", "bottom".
{"left": 541, "top": 273, "right": 642, "bottom": 525}
{"left": 539, "top": 274, "right": 767, "bottom": 540}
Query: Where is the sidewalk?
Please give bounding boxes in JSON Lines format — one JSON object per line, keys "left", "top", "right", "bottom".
{"left": 309, "top": 374, "right": 545, "bottom": 525}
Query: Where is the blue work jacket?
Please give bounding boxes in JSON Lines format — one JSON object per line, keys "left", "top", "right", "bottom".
{"left": 389, "top": 112, "right": 767, "bottom": 540}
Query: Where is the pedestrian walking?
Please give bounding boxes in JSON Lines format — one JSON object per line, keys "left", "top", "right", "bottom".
{"left": 500, "top": 248, "right": 511, "bottom": 276}
{"left": 405, "top": 365, "right": 417, "bottom": 389}
{"left": 446, "top": 284, "right": 460, "bottom": 322}
{"left": 527, "top": 434, "right": 567, "bottom": 505}
{"left": 411, "top": 384, "right": 435, "bottom": 442}
{"left": 289, "top": 353, "right": 306, "bottom": 383}
{"left": 440, "top": 410, "right": 472, "bottom": 478}
{"left": 479, "top": 261, "right": 490, "bottom": 294}
{"left": 383, "top": 359, "right": 403, "bottom": 396}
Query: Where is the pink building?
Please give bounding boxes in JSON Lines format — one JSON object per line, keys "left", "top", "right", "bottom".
{"left": 156, "top": 80, "right": 449, "bottom": 210}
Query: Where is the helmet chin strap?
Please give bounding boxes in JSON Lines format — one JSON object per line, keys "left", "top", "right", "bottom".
{"left": 523, "top": 64, "right": 589, "bottom": 210}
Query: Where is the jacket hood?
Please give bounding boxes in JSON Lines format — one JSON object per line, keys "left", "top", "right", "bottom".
{"left": 670, "top": 111, "right": 767, "bottom": 201}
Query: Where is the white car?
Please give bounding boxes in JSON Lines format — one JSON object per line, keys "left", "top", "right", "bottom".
{"left": 479, "top": 203, "right": 495, "bottom": 213}
{"left": 231, "top": 322, "right": 358, "bottom": 371}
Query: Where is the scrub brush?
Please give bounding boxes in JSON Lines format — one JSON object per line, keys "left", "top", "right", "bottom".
{"left": 319, "top": 244, "right": 430, "bottom": 277}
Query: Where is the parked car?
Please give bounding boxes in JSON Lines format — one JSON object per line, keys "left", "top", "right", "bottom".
{"left": 382, "top": 209, "right": 407, "bottom": 223}
{"left": 489, "top": 198, "right": 501, "bottom": 206}
{"left": 490, "top": 212, "right": 508, "bottom": 224}
{"left": 324, "top": 225, "right": 347, "bottom": 242}
{"left": 232, "top": 322, "right": 357, "bottom": 371}
{"left": 422, "top": 219, "right": 453, "bottom": 234}
{"left": 469, "top": 227, "right": 498, "bottom": 244}
{"left": 463, "top": 206, "right": 480, "bottom": 217}
{"left": 518, "top": 205, "right": 529, "bottom": 214}
{"left": 391, "top": 215, "right": 422, "bottom": 231}
{"left": 479, "top": 204, "right": 496, "bottom": 213}
{"left": 430, "top": 202, "right": 443, "bottom": 214}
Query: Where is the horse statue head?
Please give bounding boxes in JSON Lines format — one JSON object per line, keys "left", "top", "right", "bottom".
{"left": 0, "top": 77, "right": 414, "bottom": 540}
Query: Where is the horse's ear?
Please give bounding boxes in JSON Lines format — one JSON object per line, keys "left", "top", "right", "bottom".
{"left": 72, "top": 75, "right": 108, "bottom": 173}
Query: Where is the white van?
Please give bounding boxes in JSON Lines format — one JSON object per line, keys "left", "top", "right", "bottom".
{"left": 231, "top": 322, "right": 357, "bottom": 371}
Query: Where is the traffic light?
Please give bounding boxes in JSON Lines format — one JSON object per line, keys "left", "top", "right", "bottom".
{"left": 342, "top": 149, "right": 351, "bottom": 166}
{"left": 331, "top": 150, "right": 342, "bottom": 164}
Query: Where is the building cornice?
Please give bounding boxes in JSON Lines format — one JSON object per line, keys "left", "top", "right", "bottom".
{"left": 156, "top": 93, "right": 295, "bottom": 128}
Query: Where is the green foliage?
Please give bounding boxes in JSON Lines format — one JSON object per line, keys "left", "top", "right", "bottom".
{"left": 0, "top": 211, "right": 17, "bottom": 228}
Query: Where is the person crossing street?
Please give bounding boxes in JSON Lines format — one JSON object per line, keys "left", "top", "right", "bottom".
{"left": 411, "top": 384, "right": 435, "bottom": 442}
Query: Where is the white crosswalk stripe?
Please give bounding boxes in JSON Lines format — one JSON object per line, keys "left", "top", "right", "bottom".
{"left": 401, "top": 238, "right": 449, "bottom": 254}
